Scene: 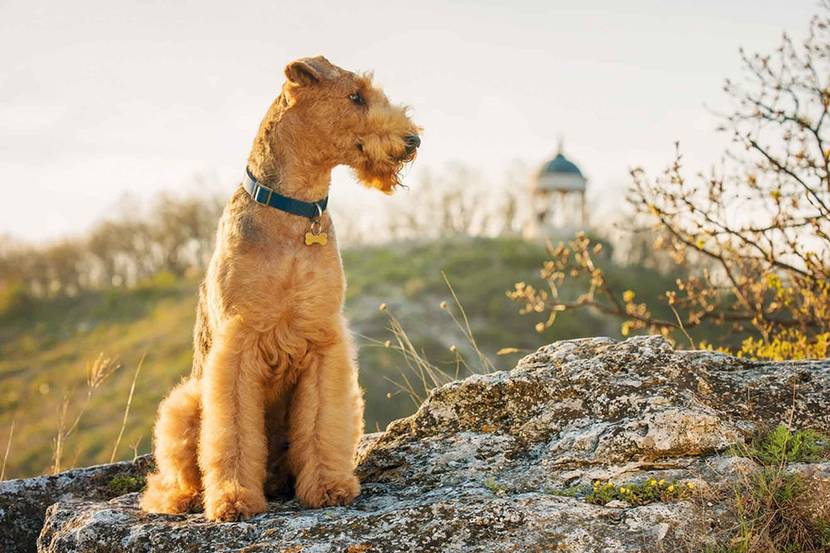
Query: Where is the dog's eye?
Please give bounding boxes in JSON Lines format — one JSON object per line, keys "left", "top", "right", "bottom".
{"left": 349, "top": 92, "right": 365, "bottom": 106}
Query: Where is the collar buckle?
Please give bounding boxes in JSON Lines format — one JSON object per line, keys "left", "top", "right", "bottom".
{"left": 251, "top": 183, "right": 274, "bottom": 207}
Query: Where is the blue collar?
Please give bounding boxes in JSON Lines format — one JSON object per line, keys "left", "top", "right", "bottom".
{"left": 242, "top": 167, "right": 329, "bottom": 219}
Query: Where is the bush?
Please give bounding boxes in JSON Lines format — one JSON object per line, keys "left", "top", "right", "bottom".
{"left": 0, "top": 281, "right": 32, "bottom": 319}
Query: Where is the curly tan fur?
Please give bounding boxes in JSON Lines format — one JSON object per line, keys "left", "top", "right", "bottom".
{"left": 139, "top": 56, "right": 420, "bottom": 522}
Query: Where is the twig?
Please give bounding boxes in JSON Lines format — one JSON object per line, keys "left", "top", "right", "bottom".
{"left": 129, "top": 436, "right": 143, "bottom": 461}
{"left": 669, "top": 304, "right": 696, "bottom": 349}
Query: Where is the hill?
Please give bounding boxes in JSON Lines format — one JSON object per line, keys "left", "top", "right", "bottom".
{"left": 0, "top": 236, "right": 677, "bottom": 479}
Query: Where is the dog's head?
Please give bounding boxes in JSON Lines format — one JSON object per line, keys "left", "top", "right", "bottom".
{"left": 273, "top": 56, "right": 421, "bottom": 193}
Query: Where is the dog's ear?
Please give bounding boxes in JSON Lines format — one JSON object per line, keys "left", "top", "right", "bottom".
{"left": 284, "top": 56, "right": 337, "bottom": 86}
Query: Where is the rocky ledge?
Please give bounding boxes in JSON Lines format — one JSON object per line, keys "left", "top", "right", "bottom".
{"left": 4, "top": 336, "right": 830, "bottom": 552}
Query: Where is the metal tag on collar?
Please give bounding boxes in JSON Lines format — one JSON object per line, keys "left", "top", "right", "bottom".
{"left": 304, "top": 203, "right": 328, "bottom": 246}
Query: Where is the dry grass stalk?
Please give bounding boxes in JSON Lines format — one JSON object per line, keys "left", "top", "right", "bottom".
{"left": 1, "top": 416, "right": 15, "bottom": 480}
{"left": 110, "top": 353, "right": 145, "bottom": 463}
{"left": 52, "top": 353, "right": 119, "bottom": 474}
{"left": 365, "top": 276, "right": 496, "bottom": 407}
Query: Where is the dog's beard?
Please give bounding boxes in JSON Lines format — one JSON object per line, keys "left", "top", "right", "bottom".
{"left": 355, "top": 157, "right": 413, "bottom": 194}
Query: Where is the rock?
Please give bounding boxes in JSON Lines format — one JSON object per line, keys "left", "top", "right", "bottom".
{"left": 0, "top": 455, "right": 154, "bottom": 553}
{"left": 11, "top": 336, "right": 830, "bottom": 552}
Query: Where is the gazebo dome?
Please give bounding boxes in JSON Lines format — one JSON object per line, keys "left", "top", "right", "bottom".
{"left": 535, "top": 149, "right": 587, "bottom": 193}
{"left": 539, "top": 153, "right": 584, "bottom": 177}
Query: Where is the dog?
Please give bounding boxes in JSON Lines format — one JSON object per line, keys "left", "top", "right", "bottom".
{"left": 139, "top": 55, "right": 420, "bottom": 522}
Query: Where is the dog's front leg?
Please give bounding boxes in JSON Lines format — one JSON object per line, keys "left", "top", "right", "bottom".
{"left": 198, "top": 317, "right": 268, "bottom": 521}
{"left": 288, "top": 319, "right": 363, "bottom": 508}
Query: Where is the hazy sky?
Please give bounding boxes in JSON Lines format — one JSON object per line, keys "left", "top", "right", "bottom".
{"left": 0, "top": 0, "right": 818, "bottom": 241}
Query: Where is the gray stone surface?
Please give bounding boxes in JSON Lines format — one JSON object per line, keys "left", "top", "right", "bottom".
{"left": 0, "top": 455, "right": 154, "bottom": 553}
{"left": 6, "top": 336, "right": 830, "bottom": 552}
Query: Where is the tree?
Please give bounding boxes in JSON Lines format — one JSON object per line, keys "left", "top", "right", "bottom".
{"left": 149, "top": 194, "right": 223, "bottom": 277}
{"left": 510, "top": 4, "right": 830, "bottom": 360}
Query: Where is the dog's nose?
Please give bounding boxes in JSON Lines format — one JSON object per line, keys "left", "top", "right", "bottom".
{"left": 404, "top": 135, "right": 421, "bottom": 150}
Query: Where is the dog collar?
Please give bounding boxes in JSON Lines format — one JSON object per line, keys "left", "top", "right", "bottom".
{"left": 242, "top": 167, "right": 328, "bottom": 219}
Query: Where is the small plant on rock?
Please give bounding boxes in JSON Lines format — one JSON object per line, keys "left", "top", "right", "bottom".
{"left": 108, "top": 473, "right": 146, "bottom": 495}
{"left": 714, "top": 425, "right": 830, "bottom": 552}
{"left": 743, "top": 424, "right": 829, "bottom": 465}
{"left": 483, "top": 477, "right": 508, "bottom": 496}
{"left": 585, "top": 478, "right": 693, "bottom": 506}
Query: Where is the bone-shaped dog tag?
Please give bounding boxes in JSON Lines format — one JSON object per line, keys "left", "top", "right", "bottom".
{"left": 304, "top": 231, "right": 328, "bottom": 246}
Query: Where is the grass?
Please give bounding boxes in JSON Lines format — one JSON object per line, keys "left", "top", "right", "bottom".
{"left": 110, "top": 354, "right": 145, "bottom": 463}
{"left": 366, "top": 271, "right": 497, "bottom": 408}
{"left": 712, "top": 425, "right": 830, "bottom": 552}
{"left": 0, "top": 236, "right": 675, "bottom": 479}
{"left": 742, "top": 424, "right": 829, "bottom": 465}
{"left": 51, "top": 353, "right": 121, "bottom": 474}
{"left": 0, "top": 417, "right": 14, "bottom": 480}
{"left": 368, "top": 303, "right": 459, "bottom": 407}
{"left": 0, "top": 277, "right": 200, "bottom": 479}
{"left": 347, "top": 236, "right": 659, "bottom": 428}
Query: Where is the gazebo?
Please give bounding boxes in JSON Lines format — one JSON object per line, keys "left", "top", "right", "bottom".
{"left": 528, "top": 144, "right": 588, "bottom": 235}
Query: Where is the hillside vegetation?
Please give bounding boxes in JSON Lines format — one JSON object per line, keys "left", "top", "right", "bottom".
{"left": 0, "top": 236, "right": 677, "bottom": 479}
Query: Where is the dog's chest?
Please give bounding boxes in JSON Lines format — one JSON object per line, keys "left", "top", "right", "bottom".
{"left": 215, "top": 243, "right": 345, "bottom": 321}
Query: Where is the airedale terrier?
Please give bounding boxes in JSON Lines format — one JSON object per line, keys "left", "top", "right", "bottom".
{"left": 139, "top": 56, "right": 420, "bottom": 522}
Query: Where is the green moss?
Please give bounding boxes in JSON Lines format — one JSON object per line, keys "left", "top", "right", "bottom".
{"left": 108, "top": 473, "right": 146, "bottom": 495}
{"left": 483, "top": 477, "right": 507, "bottom": 496}
{"left": 544, "top": 485, "right": 584, "bottom": 498}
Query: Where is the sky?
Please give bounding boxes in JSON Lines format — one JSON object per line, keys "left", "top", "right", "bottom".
{"left": 0, "top": 0, "right": 819, "bottom": 242}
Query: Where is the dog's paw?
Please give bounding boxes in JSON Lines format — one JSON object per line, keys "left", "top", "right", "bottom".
{"left": 139, "top": 474, "right": 202, "bottom": 514}
{"left": 204, "top": 485, "right": 267, "bottom": 522}
{"left": 296, "top": 472, "right": 360, "bottom": 508}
